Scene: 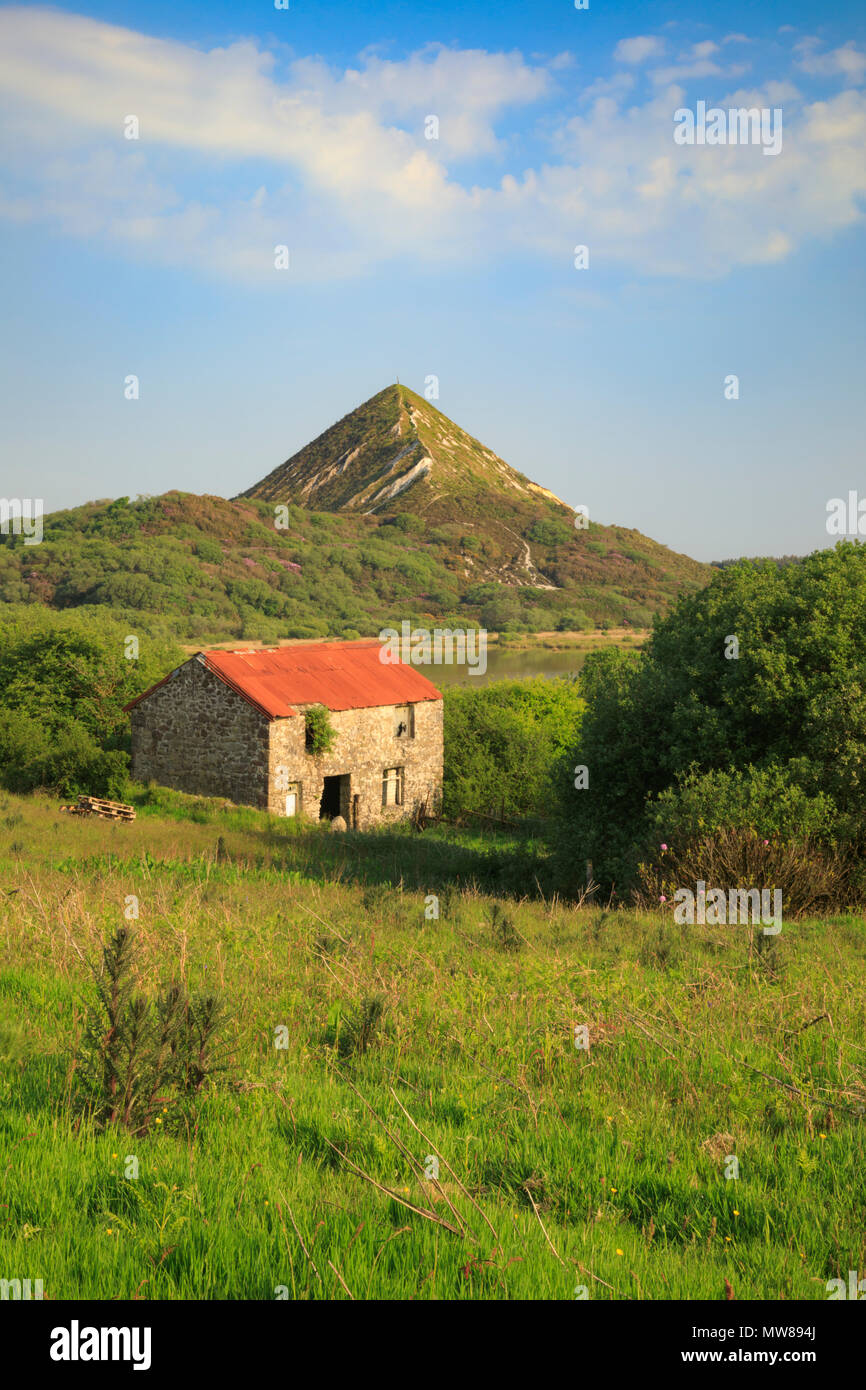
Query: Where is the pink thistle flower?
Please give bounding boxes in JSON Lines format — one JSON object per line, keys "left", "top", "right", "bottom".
{"left": 659, "top": 895, "right": 667, "bottom": 903}
{"left": 660, "top": 843, "right": 668, "bottom": 852}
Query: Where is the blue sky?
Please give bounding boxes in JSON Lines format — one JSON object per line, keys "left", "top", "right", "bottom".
{"left": 0, "top": 0, "right": 864, "bottom": 561}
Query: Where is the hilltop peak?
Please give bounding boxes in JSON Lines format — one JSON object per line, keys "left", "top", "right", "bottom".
{"left": 236, "top": 383, "right": 707, "bottom": 598}
{"left": 239, "top": 384, "right": 571, "bottom": 522}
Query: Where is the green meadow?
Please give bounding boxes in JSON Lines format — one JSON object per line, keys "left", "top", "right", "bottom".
{"left": 1, "top": 793, "right": 863, "bottom": 1300}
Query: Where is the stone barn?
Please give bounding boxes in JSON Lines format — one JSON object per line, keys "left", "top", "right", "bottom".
{"left": 124, "top": 640, "right": 443, "bottom": 827}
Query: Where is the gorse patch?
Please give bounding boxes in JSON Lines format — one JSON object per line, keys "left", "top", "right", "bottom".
{"left": 636, "top": 826, "right": 858, "bottom": 919}
{"left": 102, "top": 1178, "right": 203, "bottom": 1270}
{"left": 324, "top": 993, "right": 387, "bottom": 1057}
{"left": 489, "top": 902, "right": 523, "bottom": 954}
{"left": 77, "top": 927, "right": 231, "bottom": 1136}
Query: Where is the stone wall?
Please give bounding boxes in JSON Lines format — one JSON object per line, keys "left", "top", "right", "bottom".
{"left": 129, "top": 657, "right": 270, "bottom": 806}
{"left": 129, "top": 656, "right": 443, "bottom": 827}
{"left": 268, "top": 698, "right": 443, "bottom": 827}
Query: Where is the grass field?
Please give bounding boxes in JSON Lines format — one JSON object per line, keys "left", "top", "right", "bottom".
{"left": 1, "top": 792, "right": 864, "bottom": 1300}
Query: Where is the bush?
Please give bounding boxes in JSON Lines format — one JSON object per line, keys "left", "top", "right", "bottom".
{"left": 443, "top": 677, "right": 584, "bottom": 822}
{"left": 325, "top": 993, "right": 387, "bottom": 1057}
{"left": 388, "top": 513, "right": 425, "bottom": 534}
{"left": 93, "top": 574, "right": 165, "bottom": 611}
{"left": 646, "top": 763, "right": 838, "bottom": 847}
{"left": 304, "top": 704, "right": 337, "bottom": 756}
{"left": 194, "top": 539, "right": 223, "bottom": 564}
{"left": 489, "top": 902, "right": 523, "bottom": 953}
{"left": 556, "top": 611, "right": 592, "bottom": 632}
{"left": 480, "top": 599, "right": 521, "bottom": 632}
{"left": 635, "top": 826, "right": 859, "bottom": 920}
{"left": 0, "top": 709, "right": 128, "bottom": 797}
{"left": 528, "top": 519, "right": 571, "bottom": 548}
{"left": 554, "top": 544, "right": 866, "bottom": 895}
{"left": 77, "top": 927, "right": 230, "bottom": 1135}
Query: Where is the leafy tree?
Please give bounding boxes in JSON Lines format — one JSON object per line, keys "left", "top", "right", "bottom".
{"left": 528, "top": 519, "right": 571, "bottom": 547}
{"left": 553, "top": 542, "right": 866, "bottom": 894}
{"left": 444, "top": 677, "right": 584, "bottom": 821}
{"left": 194, "top": 538, "right": 223, "bottom": 564}
{"left": 388, "top": 513, "right": 425, "bottom": 534}
{"left": 0, "top": 609, "right": 184, "bottom": 795}
{"left": 0, "top": 709, "right": 128, "bottom": 797}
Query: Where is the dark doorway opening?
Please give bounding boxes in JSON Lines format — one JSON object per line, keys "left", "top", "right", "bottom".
{"left": 319, "top": 775, "right": 346, "bottom": 820}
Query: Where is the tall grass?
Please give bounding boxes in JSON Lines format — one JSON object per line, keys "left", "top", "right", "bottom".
{"left": 0, "top": 792, "right": 864, "bottom": 1300}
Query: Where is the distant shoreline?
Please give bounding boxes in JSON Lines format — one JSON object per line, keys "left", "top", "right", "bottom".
{"left": 491, "top": 626, "right": 649, "bottom": 651}
{"left": 179, "top": 627, "right": 650, "bottom": 657}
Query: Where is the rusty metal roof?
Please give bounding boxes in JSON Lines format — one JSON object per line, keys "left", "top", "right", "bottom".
{"left": 125, "top": 640, "right": 443, "bottom": 720}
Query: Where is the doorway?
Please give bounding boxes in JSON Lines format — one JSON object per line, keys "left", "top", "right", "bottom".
{"left": 319, "top": 774, "right": 347, "bottom": 820}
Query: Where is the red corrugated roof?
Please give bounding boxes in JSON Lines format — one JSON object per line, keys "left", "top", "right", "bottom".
{"left": 125, "top": 640, "right": 443, "bottom": 720}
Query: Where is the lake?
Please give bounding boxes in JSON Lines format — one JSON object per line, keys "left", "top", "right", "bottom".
{"left": 405, "top": 644, "right": 590, "bottom": 688}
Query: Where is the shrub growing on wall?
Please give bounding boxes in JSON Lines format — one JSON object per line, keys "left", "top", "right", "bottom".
{"left": 304, "top": 704, "right": 337, "bottom": 756}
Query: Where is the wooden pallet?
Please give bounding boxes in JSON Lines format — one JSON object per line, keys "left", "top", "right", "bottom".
{"left": 60, "top": 795, "right": 136, "bottom": 823}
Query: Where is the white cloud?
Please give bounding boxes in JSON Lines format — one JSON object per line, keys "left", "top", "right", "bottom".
{"left": 535, "top": 79, "right": 866, "bottom": 276}
{"left": 329, "top": 45, "right": 551, "bottom": 157}
{"left": 649, "top": 58, "right": 749, "bottom": 85}
{"left": 0, "top": 10, "right": 548, "bottom": 166}
{"left": 795, "top": 40, "right": 866, "bottom": 85}
{"left": 614, "top": 36, "right": 666, "bottom": 65}
{"left": 648, "top": 39, "right": 752, "bottom": 86}
{"left": 0, "top": 7, "right": 863, "bottom": 284}
{"left": 576, "top": 71, "right": 635, "bottom": 104}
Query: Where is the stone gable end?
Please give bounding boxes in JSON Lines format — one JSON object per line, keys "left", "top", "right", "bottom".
{"left": 130, "top": 657, "right": 270, "bottom": 806}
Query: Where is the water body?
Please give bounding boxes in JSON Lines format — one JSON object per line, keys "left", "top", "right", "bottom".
{"left": 407, "top": 644, "right": 591, "bottom": 688}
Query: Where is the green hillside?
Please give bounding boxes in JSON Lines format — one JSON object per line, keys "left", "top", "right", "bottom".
{"left": 242, "top": 383, "right": 710, "bottom": 596}
{"left": 0, "top": 386, "right": 710, "bottom": 642}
